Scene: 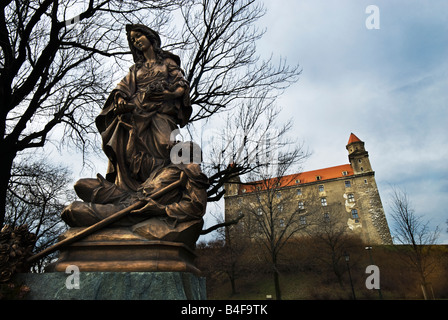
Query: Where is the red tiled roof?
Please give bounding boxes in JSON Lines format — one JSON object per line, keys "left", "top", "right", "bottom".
{"left": 347, "top": 133, "right": 362, "bottom": 145}
{"left": 239, "top": 164, "right": 354, "bottom": 193}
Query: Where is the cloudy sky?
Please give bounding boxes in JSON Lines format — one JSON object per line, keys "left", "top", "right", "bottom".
{"left": 47, "top": 1, "right": 447, "bottom": 244}
{"left": 254, "top": 0, "right": 448, "bottom": 243}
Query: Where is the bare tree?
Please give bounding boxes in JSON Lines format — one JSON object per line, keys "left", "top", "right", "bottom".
{"left": 174, "top": 0, "right": 302, "bottom": 203}
{"left": 389, "top": 187, "right": 440, "bottom": 299}
{"left": 0, "top": 0, "right": 301, "bottom": 229}
{"left": 235, "top": 141, "right": 309, "bottom": 300}
{"left": 214, "top": 215, "right": 250, "bottom": 295}
{"left": 203, "top": 99, "right": 299, "bottom": 202}
{"left": 305, "top": 206, "right": 358, "bottom": 287}
{"left": 172, "top": 0, "right": 300, "bottom": 123}
{"left": 0, "top": 0, "right": 185, "bottom": 227}
{"left": 5, "top": 156, "right": 75, "bottom": 271}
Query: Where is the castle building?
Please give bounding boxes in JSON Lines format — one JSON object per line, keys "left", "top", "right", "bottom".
{"left": 224, "top": 133, "right": 393, "bottom": 245}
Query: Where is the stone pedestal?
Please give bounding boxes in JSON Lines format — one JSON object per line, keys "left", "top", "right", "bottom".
{"left": 14, "top": 272, "right": 206, "bottom": 300}
{"left": 15, "top": 224, "right": 207, "bottom": 300}
{"left": 47, "top": 227, "right": 201, "bottom": 275}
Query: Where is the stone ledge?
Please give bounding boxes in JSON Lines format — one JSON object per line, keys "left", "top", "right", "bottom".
{"left": 48, "top": 228, "right": 202, "bottom": 275}
{"left": 14, "top": 272, "right": 206, "bottom": 300}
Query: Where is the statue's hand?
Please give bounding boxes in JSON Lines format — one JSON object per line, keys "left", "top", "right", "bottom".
{"left": 162, "top": 87, "right": 185, "bottom": 100}
{"left": 130, "top": 198, "right": 166, "bottom": 215}
{"left": 114, "top": 97, "right": 134, "bottom": 114}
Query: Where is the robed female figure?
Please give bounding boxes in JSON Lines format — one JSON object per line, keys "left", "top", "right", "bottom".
{"left": 96, "top": 24, "right": 192, "bottom": 192}
{"left": 61, "top": 25, "right": 209, "bottom": 231}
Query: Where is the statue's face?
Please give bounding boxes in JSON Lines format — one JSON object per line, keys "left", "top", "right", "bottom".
{"left": 130, "top": 30, "right": 152, "bottom": 52}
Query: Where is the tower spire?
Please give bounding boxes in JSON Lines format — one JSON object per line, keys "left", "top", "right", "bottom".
{"left": 346, "top": 133, "right": 372, "bottom": 174}
{"left": 347, "top": 133, "right": 362, "bottom": 145}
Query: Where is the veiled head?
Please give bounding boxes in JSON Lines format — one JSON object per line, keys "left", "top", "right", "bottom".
{"left": 126, "top": 24, "right": 163, "bottom": 64}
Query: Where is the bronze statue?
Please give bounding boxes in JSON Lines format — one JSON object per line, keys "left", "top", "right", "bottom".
{"left": 96, "top": 24, "right": 192, "bottom": 191}
{"left": 73, "top": 24, "right": 193, "bottom": 200}
{"left": 30, "top": 25, "right": 208, "bottom": 274}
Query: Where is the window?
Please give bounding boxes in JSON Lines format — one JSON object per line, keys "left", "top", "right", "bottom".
{"left": 257, "top": 207, "right": 263, "bottom": 216}
{"left": 279, "top": 219, "right": 285, "bottom": 228}
{"left": 348, "top": 194, "right": 355, "bottom": 203}
{"left": 276, "top": 191, "right": 282, "bottom": 198}
{"left": 277, "top": 204, "right": 283, "bottom": 212}
{"left": 342, "top": 171, "right": 348, "bottom": 176}
{"left": 298, "top": 201, "right": 305, "bottom": 210}
{"left": 242, "top": 188, "right": 246, "bottom": 193}
{"left": 316, "top": 176, "right": 321, "bottom": 181}
{"left": 318, "top": 185, "right": 324, "bottom": 192}
{"left": 323, "top": 213, "right": 330, "bottom": 222}
{"left": 364, "top": 179, "right": 368, "bottom": 184}
{"left": 351, "top": 209, "right": 359, "bottom": 220}
{"left": 295, "top": 179, "right": 301, "bottom": 184}
{"left": 296, "top": 188, "right": 302, "bottom": 196}
{"left": 300, "top": 216, "right": 307, "bottom": 225}
{"left": 321, "top": 197, "right": 327, "bottom": 206}
{"left": 360, "top": 167, "right": 364, "bottom": 172}
{"left": 358, "top": 159, "right": 362, "bottom": 163}
{"left": 345, "top": 180, "right": 351, "bottom": 188}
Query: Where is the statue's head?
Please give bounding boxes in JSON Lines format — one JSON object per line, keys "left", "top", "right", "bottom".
{"left": 125, "top": 24, "right": 181, "bottom": 68}
{"left": 125, "top": 24, "right": 163, "bottom": 64}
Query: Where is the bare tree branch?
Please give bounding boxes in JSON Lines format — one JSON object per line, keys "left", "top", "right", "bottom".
{"left": 200, "top": 213, "right": 244, "bottom": 235}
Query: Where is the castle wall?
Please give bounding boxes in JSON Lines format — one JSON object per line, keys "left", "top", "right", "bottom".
{"left": 224, "top": 134, "right": 393, "bottom": 245}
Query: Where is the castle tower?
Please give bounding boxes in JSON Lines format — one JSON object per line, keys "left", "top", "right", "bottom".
{"left": 346, "top": 133, "right": 372, "bottom": 174}
{"left": 223, "top": 133, "right": 393, "bottom": 245}
{"left": 345, "top": 133, "right": 392, "bottom": 244}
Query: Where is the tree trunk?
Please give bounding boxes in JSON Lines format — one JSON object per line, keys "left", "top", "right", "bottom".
{"left": 226, "top": 264, "right": 238, "bottom": 295}
{"left": 420, "top": 275, "right": 435, "bottom": 300}
{"left": 273, "top": 267, "right": 282, "bottom": 300}
{"left": 0, "top": 153, "right": 14, "bottom": 227}
{"left": 230, "top": 275, "right": 237, "bottom": 295}
{"left": 272, "top": 253, "right": 282, "bottom": 300}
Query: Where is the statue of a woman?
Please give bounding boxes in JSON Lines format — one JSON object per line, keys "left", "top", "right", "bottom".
{"left": 61, "top": 25, "right": 207, "bottom": 233}
{"left": 96, "top": 24, "right": 192, "bottom": 192}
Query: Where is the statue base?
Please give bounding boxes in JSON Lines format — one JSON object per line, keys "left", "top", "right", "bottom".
{"left": 14, "top": 272, "right": 206, "bottom": 300}
{"left": 46, "top": 227, "right": 201, "bottom": 275}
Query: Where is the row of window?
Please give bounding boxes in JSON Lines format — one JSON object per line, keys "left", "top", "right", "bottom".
{"left": 238, "top": 208, "right": 361, "bottom": 231}
{"left": 238, "top": 192, "right": 356, "bottom": 210}
{"left": 296, "top": 209, "right": 360, "bottom": 227}
{"left": 296, "top": 180, "right": 354, "bottom": 196}
{"left": 242, "top": 177, "right": 372, "bottom": 195}
{"left": 296, "top": 194, "right": 355, "bottom": 209}
{"left": 276, "top": 209, "right": 360, "bottom": 228}
{"left": 241, "top": 178, "right": 370, "bottom": 196}
{"left": 255, "top": 205, "right": 359, "bottom": 220}
{"left": 269, "top": 187, "right": 355, "bottom": 199}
